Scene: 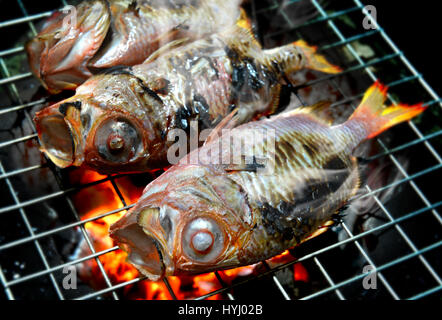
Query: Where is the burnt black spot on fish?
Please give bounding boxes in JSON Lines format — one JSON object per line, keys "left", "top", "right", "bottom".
{"left": 128, "top": 0, "right": 137, "bottom": 9}
{"left": 245, "top": 59, "right": 265, "bottom": 90}
{"left": 226, "top": 45, "right": 278, "bottom": 103}
{"left": 259, "top": 201, "right": 308, "bottom": 242}
{"left": 192, "top": 94, "right": 211, "bottom": 128}
{"left": 231, "top": 64, "right": 245, "bottom": 96}
{"left": 127, "top": 0, "right": 140, "bottom": 16}
{"left": 175, "top": 104, "right": 192, "bottom": 130}
{"left": 59, "top": 101, "right": 81, "bottom": 116}
{"left": 225, "top": 45, "right": 239, "bottom": 61}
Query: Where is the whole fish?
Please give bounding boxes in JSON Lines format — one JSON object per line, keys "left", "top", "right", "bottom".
{"left": 26, "top": 0, "right": 244, "bottom": 93}
{"left": 34, "top": 25, "right": 340, "bottom": 174}
{"left": 109, "top": 82, "right": 425, "bottom": 280}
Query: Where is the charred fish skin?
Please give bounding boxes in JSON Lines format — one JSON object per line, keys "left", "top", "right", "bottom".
{"left": 109, "top": 81, "right": 426, "bottom": 279}
{"left": 34, "top": 23, "right": 341, "bottom": 174}
{"left": 26, "top": 0, "right": 244, "bottom": 93}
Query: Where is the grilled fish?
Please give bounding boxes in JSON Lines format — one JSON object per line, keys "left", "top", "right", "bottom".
{"left": 26, "top": 0, "right": 244, "bottom": 93}
{"left": 109, "top": 82, "right": 425, "bottom": 280}
{"left": 34, "top": 25, "right": 341, "bottom": 174}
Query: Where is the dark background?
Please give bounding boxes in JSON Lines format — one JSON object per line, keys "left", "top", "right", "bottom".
{"left": 366, "top": 0, "right": 440, "bottom": 95}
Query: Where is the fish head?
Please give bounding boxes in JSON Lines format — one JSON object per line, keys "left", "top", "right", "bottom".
{"left": 26, "top": 0, "right": 111, "bottom": 93}
{"left": 34, "top": 73, "right": 169, "bottom": 173}
{"left": 109, "top": 165, "right": 253, "bottom": 280}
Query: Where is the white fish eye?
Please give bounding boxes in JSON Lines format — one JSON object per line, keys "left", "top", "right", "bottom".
{"left": 182, "top": 218, "right": 224, "bottom": 263}
{"left": 191, "top": 231, "right": 214, "bottom": 253}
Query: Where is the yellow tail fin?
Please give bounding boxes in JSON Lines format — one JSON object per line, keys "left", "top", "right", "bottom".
{"left": 293, "top": 40, "right": 342, "bottom": 74}
{"left": 236, "top": 8, "right": 253, "bottom": 31}
{"left": 349, "top": 81, "right": 426, "bottom": 139}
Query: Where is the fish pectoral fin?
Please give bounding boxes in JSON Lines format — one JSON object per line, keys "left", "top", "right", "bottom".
{"left": 143, "top": 36, "right": 190, "bottom": 64}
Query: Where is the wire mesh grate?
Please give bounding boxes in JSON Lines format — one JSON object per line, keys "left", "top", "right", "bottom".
{"left": 0, "top": 0, "right": 440, "bottom": 300}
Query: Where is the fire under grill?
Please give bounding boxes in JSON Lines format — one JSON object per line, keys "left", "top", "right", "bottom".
{"left": 0, "top": 0, "right": 441, "bottom": 300}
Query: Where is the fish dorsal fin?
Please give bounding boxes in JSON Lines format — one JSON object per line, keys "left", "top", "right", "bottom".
{"left": 203, "top": 108, "right": 240, "bottom": 146}
{"left": 278, "top": 101, "right": 333, "bottom": 125}
{"left": 143, "top": 37, "right": 190, "bottom": 64}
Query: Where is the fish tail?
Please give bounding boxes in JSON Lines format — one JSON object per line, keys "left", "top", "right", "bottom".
{"left": 263, "top": 40, "right": 341, "bottom": 75}
{"left": 347, "top": 81, "right": 426, "bottom": 140}
{"left": 236, "top": 8, "right": 253, "bottom": 31}
{"left": 292, "top": 40, "right": 342, "bottom": 74}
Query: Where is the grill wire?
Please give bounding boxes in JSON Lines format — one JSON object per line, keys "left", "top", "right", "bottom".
{"left": 0, "top": 0, "right": 441, "bottom": 300}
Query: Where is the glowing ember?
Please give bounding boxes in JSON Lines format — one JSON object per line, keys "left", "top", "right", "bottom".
{"left": 70, "top": 169, "right": 307, "bottom": 300}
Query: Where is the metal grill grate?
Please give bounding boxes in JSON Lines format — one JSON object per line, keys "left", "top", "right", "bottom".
{"left": 0, "top": 0, "right": 441, "bottom": 300}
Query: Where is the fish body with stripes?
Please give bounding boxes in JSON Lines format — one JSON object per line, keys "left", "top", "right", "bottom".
{"left": 109, "top": 82, "right": 425, "bottom": 280}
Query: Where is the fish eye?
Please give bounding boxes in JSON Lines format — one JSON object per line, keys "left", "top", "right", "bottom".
{"left": 182, "top": 218, "right": 224, "bottom": 262}
{"left": 94, "top": 117, "right": 142, "bottom": 163}
{"left": 191, "top": 231, "right": 213, "bottom": 254}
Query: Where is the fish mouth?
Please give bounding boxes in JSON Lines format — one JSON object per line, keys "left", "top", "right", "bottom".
{"left": 110, "top": 214, "right": 166, "bottom": 281}
{"left": 35, "top": 113, "right": 75, "bottom": 168}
